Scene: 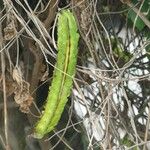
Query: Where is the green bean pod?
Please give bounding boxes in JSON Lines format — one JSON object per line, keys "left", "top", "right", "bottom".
{"left": 34, "top": 10, "right": 79, "bottom": 139}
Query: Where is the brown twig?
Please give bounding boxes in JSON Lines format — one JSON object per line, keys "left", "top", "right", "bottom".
{"left": 38, "top": 0, "right": 58, "bottom": 30}
{"left": 0, "top": 7, "right": 10, "bottom": 149}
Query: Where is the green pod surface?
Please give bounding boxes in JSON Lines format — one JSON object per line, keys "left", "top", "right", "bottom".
{"left": 34, "top": 10, "right": 79, "bottom": 139}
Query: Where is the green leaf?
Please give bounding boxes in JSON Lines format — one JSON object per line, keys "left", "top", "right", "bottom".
{"left": 128, "top": 0, "right": 150, "bottom": 31}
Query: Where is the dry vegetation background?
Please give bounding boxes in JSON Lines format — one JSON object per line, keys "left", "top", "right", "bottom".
{"left": 0, "top": 0, "right": 150, "bottom": 150}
